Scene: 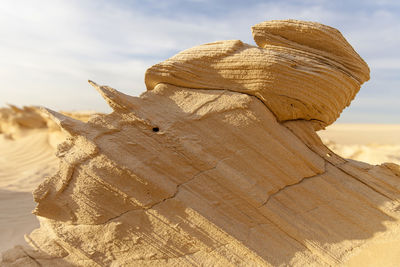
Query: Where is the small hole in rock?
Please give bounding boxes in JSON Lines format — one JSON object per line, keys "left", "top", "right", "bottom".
{"left": 152, "top": 127, "right": 159, "bottom": 132}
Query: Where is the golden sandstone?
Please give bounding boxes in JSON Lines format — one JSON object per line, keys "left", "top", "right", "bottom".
{"left": 2, "top": 20, "right": 400, "bottom": 266}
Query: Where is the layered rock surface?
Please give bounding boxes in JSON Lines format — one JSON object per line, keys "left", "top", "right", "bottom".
{"left": 2, "top": 20, "right": 400, "bottom": 266}
{"left": 146, "top": 20, "right": 369, "bottom": 129}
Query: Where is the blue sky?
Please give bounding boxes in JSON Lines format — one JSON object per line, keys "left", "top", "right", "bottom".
{"left": 1, "top": 0, "right": 399, "bottom": 123}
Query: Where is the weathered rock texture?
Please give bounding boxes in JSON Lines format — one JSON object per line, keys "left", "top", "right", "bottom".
{"left": 146, "top": 20, "right": 369, "bottom": 130}
{"left": 2, "top": 20, "right": 400, "bottom": 266}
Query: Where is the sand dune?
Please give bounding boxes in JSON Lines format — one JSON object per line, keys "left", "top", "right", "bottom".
{"left": 319, "top": 124, "right": 400, "bottom": 165}
{"left": 0, "top": 130, "right": 58, "bottom": 255}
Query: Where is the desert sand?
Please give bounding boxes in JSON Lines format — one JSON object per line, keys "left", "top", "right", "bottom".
{"left": 1, "top": 20, "right": 400, "bottom": 266}
{"left": 0, "top": 130, "right": 57, "bottom": 254}
{"left": 318, "top": 124, "right": 400, "bottom": 165}
{"left": 0, "top": 107, "right": 91, "bottom": 261}
{"left": 0, "top": 107, "right": 64, "bottom": 259}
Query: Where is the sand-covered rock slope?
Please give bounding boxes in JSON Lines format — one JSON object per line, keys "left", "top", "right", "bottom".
{"left": 2, "top": 20, "right": 400, "bottom": 266}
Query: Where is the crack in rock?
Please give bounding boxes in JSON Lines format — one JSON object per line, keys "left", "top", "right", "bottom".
{"left": 146, "top": 156, "right": 234, "bottom": 210}
{"left": 101, "top": 155, "right": 236, "bottom": 224}
{"left": 259, "top": 161, "right": 327, "bottom": 208}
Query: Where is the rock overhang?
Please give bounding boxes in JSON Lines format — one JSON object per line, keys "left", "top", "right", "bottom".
{"left": 145, "top": 19, "right": 370, "bottom": 130}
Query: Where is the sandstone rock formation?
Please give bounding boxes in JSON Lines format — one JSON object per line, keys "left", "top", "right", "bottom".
{"left": 2, "top": 20, "right": 400, "bottom": 266}
{"left": 146, "top": 20, "right": 369, "bottom": 130}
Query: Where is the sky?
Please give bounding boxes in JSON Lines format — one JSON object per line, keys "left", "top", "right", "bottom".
{"left": 1, "top": 0, "right": 399, "bottom": 123}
